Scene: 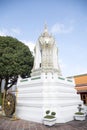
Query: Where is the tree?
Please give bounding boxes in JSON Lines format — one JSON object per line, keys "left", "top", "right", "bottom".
{"left": 0, "top": 36, "right": 34, "bottom": 91}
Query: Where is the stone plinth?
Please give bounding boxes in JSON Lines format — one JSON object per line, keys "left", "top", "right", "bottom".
{"left": 16, "top": 73, "right": 82, "bottom": 123}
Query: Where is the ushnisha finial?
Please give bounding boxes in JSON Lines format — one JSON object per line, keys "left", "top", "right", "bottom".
{"left": 43, "top": 22, "right": 49, "bottom": 36}
{"left": 44, "top": 22, "right": 48, "bottom": 31}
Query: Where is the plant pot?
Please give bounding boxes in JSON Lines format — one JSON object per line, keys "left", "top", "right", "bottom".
{"left": 74, "top": 114, "right": 86, "bottom": 121}
{"left": 43, "top": 117, "right": 56, "bottom": 126}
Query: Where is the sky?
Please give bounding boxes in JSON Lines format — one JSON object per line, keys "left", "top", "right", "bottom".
{"left": 0, "top": 0, "right": 87, "bottom": 77}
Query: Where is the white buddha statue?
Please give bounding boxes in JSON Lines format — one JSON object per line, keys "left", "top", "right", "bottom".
{"left": 31, "top": 25, "right": 62, "bottom": 76}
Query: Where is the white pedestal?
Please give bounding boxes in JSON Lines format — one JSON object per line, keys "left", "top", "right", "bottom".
{"left": 16, "top": 73, "right": 82, "bottom": 123}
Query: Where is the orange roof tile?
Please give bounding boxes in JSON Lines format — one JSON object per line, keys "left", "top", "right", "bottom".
{"left": 75, "top": 86, "right": 87, "bottom": 91}
{"left": 74, "top": 75, "right": 87, "bottom": 85}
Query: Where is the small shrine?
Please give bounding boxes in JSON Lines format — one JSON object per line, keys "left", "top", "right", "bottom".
{"left": 16, "top": 25, "right": 82, "bottom": 123}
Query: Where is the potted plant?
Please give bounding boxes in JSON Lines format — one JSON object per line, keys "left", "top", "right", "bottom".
{"left": 74, "top": 104, "right": 86, "bottom": 121}
{"left": 43, "top": 110, "right": 56, "bottom": 126}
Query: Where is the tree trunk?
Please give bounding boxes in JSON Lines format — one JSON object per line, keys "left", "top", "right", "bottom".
{"left": 5, "top": 76, "right": 18, "bottom": 91}
{"left": 0, "top": 78, "right": 3, "bottom": 93}
{"left": 4, "top": 77, "right": 9, "bottom": 91}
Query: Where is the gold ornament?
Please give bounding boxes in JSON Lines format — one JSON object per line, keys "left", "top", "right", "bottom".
{"left": 4, "top": 93, "right": 15, "bottom": 117}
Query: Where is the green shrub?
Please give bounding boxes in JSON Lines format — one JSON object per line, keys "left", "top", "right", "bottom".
{"left": 51, "top": 112, "right": 56, "bottom": 116}
{"left": 44, "top": 115, "right": 55, "bottom": 119}
{"left": 44, "top": 110, "right": 56, "bottom": 119}
{"left": 77, "top": 104, "right": 83, "bottom": 112}
{"left": 46, "top": 110, "right": 50, "bottom": 115}
{"left": 75, "top": 112, "right": 84, "bottom": 115}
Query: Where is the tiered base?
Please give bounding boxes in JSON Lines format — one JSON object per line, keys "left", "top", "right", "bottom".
{"left": 16, "top": 73, "right": 82, "bottom": 123}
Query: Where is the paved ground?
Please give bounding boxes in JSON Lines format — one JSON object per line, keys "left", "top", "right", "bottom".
{"left": 0, "top": 116, "right": 87, "bottom": 130}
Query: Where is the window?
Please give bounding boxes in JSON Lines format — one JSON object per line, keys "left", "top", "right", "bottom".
{"left": 81, "top": 93, "right": 87, "bottom": 104}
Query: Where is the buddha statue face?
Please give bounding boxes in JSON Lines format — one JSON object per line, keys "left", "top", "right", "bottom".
{"left": 44, "top": 37, "right": 50, "bottom": 44}
{"left": 39, "top": 24, "right": 55, "bottom": 46}
{"left": 39, "top": 35, "right": 55, "bottom": 46}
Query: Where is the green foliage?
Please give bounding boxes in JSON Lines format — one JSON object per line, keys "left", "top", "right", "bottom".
{"left": 51, "top": 112, "right": 56, "bottom": 116}
{"left": 75, "top": 112, "right": 84, "bottom": 115}
{"left": 0, "top": 36, "right": 34, "bottom": 90}
{"left": 46, "top": 110, "right": 50, "bottom": 115}
{"left": 77, "top": 104, "right": 83, "bottom": 113}
{"left": 44, "top": 115, "right": 55, "bottom": 119}
{"left": 44, "top": 110, "right": 56, "bottom": 119}
{"left": 75, "top": 104, "right": 84, "bottom": 115}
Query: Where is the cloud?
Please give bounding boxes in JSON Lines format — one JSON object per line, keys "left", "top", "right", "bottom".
{"left": 11, "top": 28, "right": 21, "bottom": 35}
{"left": 51, "top": 23, "right": 74, "bottom": 34}
{"left": 0, "top": 28, "right": 8, "bottom": 36}
{"left": 22, "top": 40, "right": 35, "bottom": 54}
{"left": 0, "top": 28, "right": 21, "bottom": 36}
{"left": 0, "top": 27, "right": 35, "bottom": 53}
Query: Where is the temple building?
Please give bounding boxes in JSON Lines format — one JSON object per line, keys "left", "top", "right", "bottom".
{"left": 74, "top": 74, "right": 87, "bottom": 105}
{"left": 16, "top": 25, "right": 82, "bottom": 123}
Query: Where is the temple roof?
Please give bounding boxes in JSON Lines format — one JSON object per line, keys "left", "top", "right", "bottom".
{"left": 74, "top": 74, "right": 87, "bottom": 85}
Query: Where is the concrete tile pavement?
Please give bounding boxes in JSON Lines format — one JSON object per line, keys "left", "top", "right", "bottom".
{"left": 0, "top": 116, "right": 87, "bottom": 130}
